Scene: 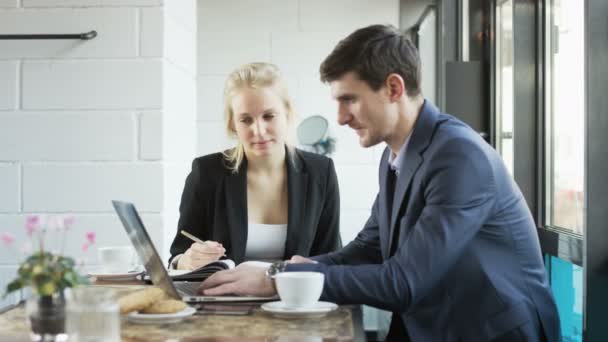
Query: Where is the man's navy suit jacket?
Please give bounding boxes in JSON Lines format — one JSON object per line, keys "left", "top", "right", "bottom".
{"left": 287, "top": 101, "right": 561, "bottom": 341}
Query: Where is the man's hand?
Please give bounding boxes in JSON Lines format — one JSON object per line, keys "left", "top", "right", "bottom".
{"left": 289, "top": 255, "right": 318, "bottom": 264}
{"left": 198, "top": 263, "right": 276, "bottom": 297}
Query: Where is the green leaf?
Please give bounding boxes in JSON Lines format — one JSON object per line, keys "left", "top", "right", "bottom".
{"left": 18, "top": 263, "right": 33, "bottom": 280}
{"left": 4, "top": 279, "right": 23, "bottom": 298}
{"left": 63, "top": 271, "right": 77, "bottom": 285}
{"left": 58, "top": 256, "right": 75, "bottom": 269}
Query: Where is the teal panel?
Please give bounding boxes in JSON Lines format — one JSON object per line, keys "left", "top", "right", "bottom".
{"left": 546, "top": 255, "right": 583, "bottom": 342}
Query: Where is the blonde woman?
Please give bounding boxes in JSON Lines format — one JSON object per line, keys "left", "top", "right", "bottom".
{"left": 169, "top": 62, "right": 341, "bottom": 270}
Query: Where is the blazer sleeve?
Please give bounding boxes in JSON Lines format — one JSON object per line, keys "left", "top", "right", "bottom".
{"left": 168, "top": 159, "right": 207, "bottom": 266}
{"left": 309, "top": 158, "right": 342, "bottom": 256}
{"left": 313, "top": 192, "right": 383, "bottom": 266}
{"left": 290, "top": 138, "right": 496, "bottom": 312}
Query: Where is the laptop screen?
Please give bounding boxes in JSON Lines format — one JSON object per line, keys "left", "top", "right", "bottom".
{"left": 111, "top": 200, "right": 181, "bottom": 299}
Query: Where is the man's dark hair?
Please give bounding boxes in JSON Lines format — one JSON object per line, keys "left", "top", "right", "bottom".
{"left": 320, "top": 24, "right": 421, "bottom": 97}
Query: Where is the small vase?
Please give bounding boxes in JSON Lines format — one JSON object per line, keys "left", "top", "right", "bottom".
{"left": 25, "top": 291, "right": 68, "bottom": 342}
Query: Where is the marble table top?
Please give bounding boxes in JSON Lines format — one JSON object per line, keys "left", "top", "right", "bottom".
{"left": 0, "top": 285, "right": 364, "bottom": 342}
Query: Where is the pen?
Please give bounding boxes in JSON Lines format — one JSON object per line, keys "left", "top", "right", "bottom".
{"left": 180, "top": 230, "right": 227, "bottom": 257}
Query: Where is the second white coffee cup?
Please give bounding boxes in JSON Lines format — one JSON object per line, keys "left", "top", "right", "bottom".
{"left": 275, "top": 272, "right": 324, "bottom": 308}
{"left": 97, "top": 246, "right": 135, "bottom": 273}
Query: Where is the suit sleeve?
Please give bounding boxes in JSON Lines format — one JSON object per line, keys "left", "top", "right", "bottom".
{"left": 309, "top": 158, "right": 342, "bottom": 256}
{"left": 168, "top": 159, "right": 207, "bottom": 266}
{"left": 312, "top": 192, "right": 383, "bottom": 266}
{"left": 290, "top": 138, "right": 496, "bottom": 312}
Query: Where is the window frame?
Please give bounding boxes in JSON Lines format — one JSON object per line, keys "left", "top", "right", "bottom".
{"left": 491, "top": 0, "right": 585, "bottom": 266}
{"left": 584, "top": 0, "right": 608, "bottom": 339}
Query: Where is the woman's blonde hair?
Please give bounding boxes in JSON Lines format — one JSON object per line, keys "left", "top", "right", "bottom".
{"left": 222, "top": 62, "right": 296, "bottom": 172}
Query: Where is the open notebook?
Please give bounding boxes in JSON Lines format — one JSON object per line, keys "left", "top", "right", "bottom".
{"left": 144, "top": 260, "right": 236, "bottom": 282}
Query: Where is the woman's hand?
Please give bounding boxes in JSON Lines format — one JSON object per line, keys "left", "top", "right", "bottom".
{"left": 177, "top": 241, "right": 226, "bottom": 270}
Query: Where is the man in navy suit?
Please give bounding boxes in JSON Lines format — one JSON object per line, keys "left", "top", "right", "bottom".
{"left": 201, "top": 24, "right": 561, "bottom": 341}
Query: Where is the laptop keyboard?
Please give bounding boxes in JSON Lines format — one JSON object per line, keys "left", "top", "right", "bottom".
{"left": 175, "top": 281, "right": 202, "bottom": 296}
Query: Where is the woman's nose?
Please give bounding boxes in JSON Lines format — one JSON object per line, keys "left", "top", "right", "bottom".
{"left": 252, "top": 119, "right": 266, "bottom": 136}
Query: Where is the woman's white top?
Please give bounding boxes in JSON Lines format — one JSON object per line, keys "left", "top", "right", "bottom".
{"left": 244, "top": 223, "right": 288, "bottom": 262}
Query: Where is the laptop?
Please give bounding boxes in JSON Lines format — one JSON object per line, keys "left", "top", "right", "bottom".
{"left": 111, "top": 200, "right": 275, "bottom": 303}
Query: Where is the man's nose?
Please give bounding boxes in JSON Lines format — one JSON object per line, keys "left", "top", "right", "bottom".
{"left": 337, "top": 104, "right": 351, "bottom": 126}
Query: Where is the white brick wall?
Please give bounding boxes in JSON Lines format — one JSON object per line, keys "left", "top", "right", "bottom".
{"left": 0, "top": 0, "right": 17, "bottom": 8}
{"left": 139, "top": 111, "right": 162, "bottom": 160}
{"left": 0, "top": 112, "right": 136, "bottom": 161}
{"left": 0, "top": 164, "right": 19, "bottom": 212}
{"left": 140, "top": 7, "right": 163, "bottom": 57}
{"left": 198, "top": 0, "right": 298, "bottom": 33}
{"left": 22, "top": 163, "right": 163, "bottom": 212}
{"left": 162, "top": 0, "right": 197, "bottom": 261}
{"left": 198, "top": 31, "right": 271, "bottom": 74}
{"left": 299, "top": 0, "right": 399, "bottom": 32}
{"left": 22, "top": 60, "right": 162, "bottom": 109}
{"left": 0, "top": 61, "right": 18, "bottom": 110}
{"left": 22, "top": 0, "right": 162, "bottom": 7}
{"left": 0, "top": 1, "right": 197, "bottom": 308}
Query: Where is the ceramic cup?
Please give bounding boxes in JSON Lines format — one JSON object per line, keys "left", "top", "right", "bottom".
{"left": 275, "top": 272, "right": 324, "bottom": 308}
{"left": 97, "top": 246, "right": 136, "bottom": 273}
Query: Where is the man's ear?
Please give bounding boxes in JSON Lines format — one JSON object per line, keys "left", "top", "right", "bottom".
{"left": 385, "top": 73, "right": 406, "bottom": 102}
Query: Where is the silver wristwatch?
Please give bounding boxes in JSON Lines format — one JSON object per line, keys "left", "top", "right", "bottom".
{"left": 265, "top": 260, "right": 288, "bottom": 279}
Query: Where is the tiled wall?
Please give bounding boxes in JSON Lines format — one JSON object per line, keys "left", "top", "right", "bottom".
{"left": 0, "top": 0, "right": 197, "bottom": 308}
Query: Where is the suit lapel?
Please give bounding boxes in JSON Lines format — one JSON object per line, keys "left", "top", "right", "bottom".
{"left": 387, "top": 151, "right": 422, "bottom": 253}
{"left": 387, "top": 100, "right": 443, "bottom": 254}
{"left": 284, "top": 150, "right": 308, "bottom": 258}
{"left": 225, "top": 159, "right": 248, "bottom": 264}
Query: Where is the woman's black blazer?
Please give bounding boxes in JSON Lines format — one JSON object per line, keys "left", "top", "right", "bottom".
{"left": 169, "top": 148, "right": 341, "bottom": 265}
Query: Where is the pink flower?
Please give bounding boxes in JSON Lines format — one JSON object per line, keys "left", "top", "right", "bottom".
{"left": 85, "top": 231, "right": 96, "bottom": 244}
{"left": 1, "top": 232, "right": 15, "bottom": 246}
{"left": 63, "top": 216, "right": 75, "bottom": 231}
{"left": 81, "top": 242, "right": 90, "bottom": 252}
{"left": 25, "top": 215, "right": 39, "bottom": 236}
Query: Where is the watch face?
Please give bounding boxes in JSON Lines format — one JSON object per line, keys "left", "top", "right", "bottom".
{"left": 267, "top": 261, "right": 285, "bottom": 278}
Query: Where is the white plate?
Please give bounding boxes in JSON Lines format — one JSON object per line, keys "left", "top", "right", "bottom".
{"left": 87, "top": 270, "right": 144, "bottom": 281}
{"left": 126, "top": 306, "right": 196, "bottom": 324}
{"left": 261, "top": 301, "right": 338, "bottom": 318}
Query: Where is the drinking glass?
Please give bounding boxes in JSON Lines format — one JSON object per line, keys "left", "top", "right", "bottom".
{"left": 65, "top": 287, "right": 120, "bottom": 342}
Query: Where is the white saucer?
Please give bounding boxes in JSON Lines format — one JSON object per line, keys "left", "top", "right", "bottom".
{"left": 260, "top": 301, "right": 338, "bottom": 318}
{"left": 126, "top": 306, "right": 196, "bottom": 324}
{"left": 87, "top": 269, "right": 144, "bottom": 281}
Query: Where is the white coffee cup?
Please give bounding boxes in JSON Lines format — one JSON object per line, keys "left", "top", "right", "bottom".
{"left": 97, "top": 246, "right": 136, "bottom": 273}
{"left": 275, "top": 272, "right": 324, "bottom": 308}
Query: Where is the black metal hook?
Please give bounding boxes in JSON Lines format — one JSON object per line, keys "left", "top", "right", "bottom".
{"left": 0, "top": 30, "right": 97, "bottom": 40}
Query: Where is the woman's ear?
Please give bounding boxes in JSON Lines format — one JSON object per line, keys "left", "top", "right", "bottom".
{"left": 385, "top": 73, "right": 406, "bottom": 102}
{"left": 227, "top": 115, "right": 237, "bottom": 134}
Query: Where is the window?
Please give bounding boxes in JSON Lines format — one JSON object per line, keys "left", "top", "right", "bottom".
{"left": 544, "top": 0, "right": 585, "bottom": 234}
{"left": 495, "top": 0, "right": 514, "bottom": 174}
